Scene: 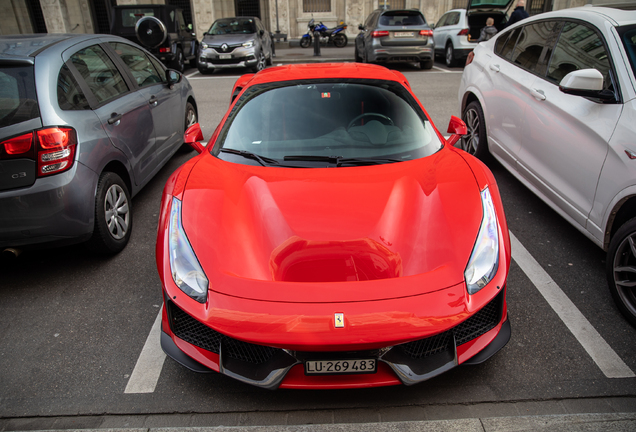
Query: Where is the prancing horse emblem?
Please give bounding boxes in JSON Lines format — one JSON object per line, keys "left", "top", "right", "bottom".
{"left": 335, "top": 313, "right": 344, "bottom": 328}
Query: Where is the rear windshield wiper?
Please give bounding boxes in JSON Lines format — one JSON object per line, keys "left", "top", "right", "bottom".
{"left": 283, "top": 155, "right": 403, "bottom": 167}
{"left": 220, "top": 148, "right": 280, "bottom": 166}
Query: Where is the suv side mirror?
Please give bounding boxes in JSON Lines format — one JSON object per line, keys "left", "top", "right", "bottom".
{"left": 166, "top": 69, "right": 182, "bottom": 86}
{"left": 188, "top": 23, "right": 193, "bottom": 31}
{"left": 260, "top": 29, "right": 265, "bottom": 37}
{"left": 559, "top": 69, "right": 615, "bottom": 102}
{"left": 358, "top": 24, "right": 365, "bottom": 31}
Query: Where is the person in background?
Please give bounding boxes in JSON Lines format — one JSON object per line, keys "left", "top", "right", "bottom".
{"left": 506, "top": 0, "right": 530, "bottom": 28}
{"left": 475, "top": 17, "right": 498, "bottom": 42}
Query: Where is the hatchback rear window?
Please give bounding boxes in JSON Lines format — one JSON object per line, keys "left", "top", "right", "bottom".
{"left": 0, "top": 65, "right": 39, "bottom": 128}
{"left": 379, "top": 12, "right": 425, "bottom": 27}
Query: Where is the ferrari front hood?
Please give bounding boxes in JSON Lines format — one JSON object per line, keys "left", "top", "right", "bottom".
{"left": 181, "top": 148, "right": 483, "bottom": 302}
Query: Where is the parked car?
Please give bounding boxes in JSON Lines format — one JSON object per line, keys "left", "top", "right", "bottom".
{"left": 458, "top": 6, "right": 636, "bottom": 326}
{"left": 157, "top": 63, "right": 512, "bottom": 389}
{"left": 433, "top": 1, "right": 514, "bottom": 67}
{"left": 110, "top": 4, "right": 199, "bottom": 72}
{"left": 0, "top": 34, "right": 197, "bottom": 255}
{"left": 198, "top": 17, "right": 273, "bottom": 73}
{"left": 354, "top": 8, "right": 434, "bottom": 69}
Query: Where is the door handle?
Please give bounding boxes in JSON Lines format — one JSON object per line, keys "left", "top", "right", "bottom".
{"left": 530, "top": 88, "right": 546, "bottom": 101}
{"left": 149, "top": 96, "right": 158, "bottom": 107}
{"left": 489, "top": 64, "right": 500, "bottom": 72}
{"left": 108, "top": 113, "right": 123, "bottom": 125}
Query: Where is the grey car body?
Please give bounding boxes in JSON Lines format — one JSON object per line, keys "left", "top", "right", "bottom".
{"left": 433, "top": 1, "right": 514, "bottom": 67}
{"left": 0, "top": 34, "right": 197, "bottom": 253}
{"left": 354, "top": 8, "right": 434, "bottom": 70}
{"left": 198, "top": 17, "right": 273, "bottom": 73}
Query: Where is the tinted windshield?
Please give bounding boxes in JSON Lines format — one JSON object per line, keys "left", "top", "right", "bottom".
{"left": 0, "top": 65, "right": 39, "bottom": 128}
{"left": 618, "top": 24, "right": 636, "bottom": 80}
{"left": 217, "top": 81, "right": 442, "bottom": 167}
{"left": 209, "top": 18, "right": 256, "bottom": 35}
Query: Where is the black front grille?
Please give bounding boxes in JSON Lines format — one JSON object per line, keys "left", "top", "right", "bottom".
{"left": 213, "top": 46, "right": 238, "bottom": 53}
{"left": 167, "top": 301, "right": 276, "bottom": 365}
{"left": 399, "top": 289, "right": 504, "bottom": 358}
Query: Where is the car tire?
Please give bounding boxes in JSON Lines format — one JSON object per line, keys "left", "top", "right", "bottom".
{"left": 251, "top": 51, "right": 266, "bottom": 73}
{"left": 190, "top": 46, "right": 198, "bottom": 68}
{"left": 461, "top": 101, "right": 489, "bottom": 159}
{"left": 300, "top": 37, "right": 311, "bottom": 48}
{"left": 354, "top": 45, "right": 362, "bottom": 62}
{"left": 172, "top": 48, "right": 185, "bottom": 72}
{"left": 445, "top": 43, "right": 456, "bottom": 67}
{"left": 86, "top": 172, "right": 132, "bottom": 255}
{"left": 607, "top": 217, "right": 636, "bottom": 327}
{"left": 179, "top": 101, "right": 197, "bottom": 152}
{"left": 420, "top": 59, "right": 433, "bottom": 70}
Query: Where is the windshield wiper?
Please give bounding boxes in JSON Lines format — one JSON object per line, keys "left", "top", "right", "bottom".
{"left": 220, "top": 148, "right": 280, "bottom": 166}
{"left": 283, "top": 155, "right": 403, "bottom": 167}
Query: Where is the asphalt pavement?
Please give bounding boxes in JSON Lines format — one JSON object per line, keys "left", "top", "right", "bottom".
{"left": 2, "top": 40, "right": 635, "bottom": 432}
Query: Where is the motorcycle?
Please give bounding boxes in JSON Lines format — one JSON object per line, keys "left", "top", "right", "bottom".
{"left": 300, "top": 19, "right": 348, "bottom": 48}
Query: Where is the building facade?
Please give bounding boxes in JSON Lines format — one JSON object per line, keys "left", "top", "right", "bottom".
{"left": 0, "top": 0, "right": 615, "bottom": 40}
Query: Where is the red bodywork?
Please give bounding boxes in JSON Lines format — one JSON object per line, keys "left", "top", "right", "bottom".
{"left": 156, "top": 63, "right": 511, "bottom": 389}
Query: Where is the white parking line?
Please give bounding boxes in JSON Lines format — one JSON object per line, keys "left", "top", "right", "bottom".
{"left": 510, "top": 231, "right": 635, "bottom": 379}
{"left": 124, "top": 308, "right": 166, "bottom": 394}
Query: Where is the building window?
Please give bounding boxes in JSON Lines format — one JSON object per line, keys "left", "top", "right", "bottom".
{"left": 303, "top": 0, "right": 330, "bottom": 13}
{"left": 378, "top": 0, "right": 406, "bottom": 9}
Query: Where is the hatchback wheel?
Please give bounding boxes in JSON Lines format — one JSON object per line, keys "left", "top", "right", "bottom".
{"left": 180, "top": 102, "right": 197, "bottom": 152}
{"left": 607, "top": 218, "right": 636, "bottom": 327}
{"left": 87, "top": 172, "right": 132, "bottom": 254}
{"left": 461, "top": 101, "right": 489, "bottom": 159}
{"left": 445, "top": 43, "right": 455, "bottom": 67}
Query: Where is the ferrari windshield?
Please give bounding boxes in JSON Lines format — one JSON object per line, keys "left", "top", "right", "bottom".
{"left": 217, "top": 82, "right": 442, "bottom": 167}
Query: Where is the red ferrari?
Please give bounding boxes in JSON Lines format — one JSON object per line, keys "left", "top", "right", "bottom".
{"left": 156, "top": 63, "right": 511, "bottom": 389}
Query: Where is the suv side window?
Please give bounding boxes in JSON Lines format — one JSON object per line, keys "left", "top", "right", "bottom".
{"left": 436, "top": 13, "right": 449, "bottom": 28}
{"left": 176, "top": 10, "right": 186, "bottom": 31}
{"left": 108, "top": 42, "right": 163, "bottom": 88}
{"left": 546, "top": 21, "right": 614, "bottom": 92}
{"left": 69, "top": 45, "right": 129, "bottom": 106}
{"left": 511, "top": 21, "right": 562, "bottom": 76}
{"left": 499, "top": 27, "right": 522, "bottom": 59}
{"left": 448, "top": 12, "right": 460, "bottom": 26}
{"left": 365, "top": 12, "right": 378, "bottom": 28}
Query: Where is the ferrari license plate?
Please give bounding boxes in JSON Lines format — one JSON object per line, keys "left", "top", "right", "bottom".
{"left": 219, "top": 54, "right": 232, "bottom": 59}
{"left": 394, "top": 32, "right": 414, "bottom": 38}
{"left": 305, "top": 359, "right": 377, "bottom": 375}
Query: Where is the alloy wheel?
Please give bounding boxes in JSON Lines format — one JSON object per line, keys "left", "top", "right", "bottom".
{"left": 612, "top": 233, "right": 636, "bottom": 319}
{"left": 104, "top": 184, "right": 129, "bottom": 240}
{"left": 462, "top": 107, "right": 480, "bottom": 154}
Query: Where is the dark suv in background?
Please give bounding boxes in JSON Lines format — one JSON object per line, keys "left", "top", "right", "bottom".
{"left": 111, "top": 4, "right": 198, "bottom": 72}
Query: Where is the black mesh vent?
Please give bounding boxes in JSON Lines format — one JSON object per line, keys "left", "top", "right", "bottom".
{"left": 399, "top": 290, "right": 503, "bottom": 359}
{"left": 400, "top": 330, "right": 453, "bottom": 359}
{"left": 454, "top": 290, "right": 503, "bottom": 346}
{"left": 167, "top": 301, "right": 277, "bottom": 364}
{"left": 212, "top": 46, "right": 239, "bottom": 53}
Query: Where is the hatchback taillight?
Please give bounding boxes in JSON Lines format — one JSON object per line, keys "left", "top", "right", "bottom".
{"left": 2, "top": 133, "right": 32, "bottom": 155}
{"left": 420, "top": 29, "right": 433, "bottom": 37}
{"left": 458, "top": 28, "right": 469, "bottom": 36}
{"left": 372, "top": 30, "right": 389, "bottom": 38}
{"left": 36, "top": 127, "right": 76, "bottom": 177}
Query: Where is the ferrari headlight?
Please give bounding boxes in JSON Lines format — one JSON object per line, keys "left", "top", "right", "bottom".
{"left": 169, "top": 197, "right": 208, "bottom": 303}
{"left": 242, "top": 40, "right": 255, "bottom": 48}
{"left": 464, "top": 187, "right": 499, "bottom": 295}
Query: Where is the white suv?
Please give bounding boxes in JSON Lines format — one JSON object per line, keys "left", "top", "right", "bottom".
{"left": 458, "top": 6, "right": 636, "bottom": 326}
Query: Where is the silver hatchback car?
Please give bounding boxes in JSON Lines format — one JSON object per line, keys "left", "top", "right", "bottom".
{"left": 0, "top": 34, "right": 197, "bottom": 254}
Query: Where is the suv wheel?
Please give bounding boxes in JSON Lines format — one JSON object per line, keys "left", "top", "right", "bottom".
{"left": 607, "top": 217, "right": 636, "bottom": 327}
{"left": 461, "top": 101, "right": 489, "bottom": 159}
{"left": 420, "top": 59, "right": 433, "bottom": 70}
{"left": 445, "top": 43, "right": 456, "bottom": 67}
{"left": 86, "top": 172, "right": 132, "bottom": 254}
{"left": 251, "top": 52, "right": 266, "bottom": 73}
{"left": 172, "top": 48, "right": 185, "bottom": 72}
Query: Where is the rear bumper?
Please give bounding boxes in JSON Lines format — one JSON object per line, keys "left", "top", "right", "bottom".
{"left": 0, "top": 162, "right": 97, "bottom": 248}
{"left": 369, "top": 46, "right": 433, "bottom": 63}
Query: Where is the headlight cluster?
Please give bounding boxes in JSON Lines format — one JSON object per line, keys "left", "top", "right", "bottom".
{"left": 169, "top": 197, "right": 208, "bottom": 303}
{"left": 201, "top": 42, "right": 209, "bottom": 49}
{"left": 242, "top": 40, "right": 255, "bottom": 48}
{"left": 464, "top": 187, "right": 499, "bottom": 295}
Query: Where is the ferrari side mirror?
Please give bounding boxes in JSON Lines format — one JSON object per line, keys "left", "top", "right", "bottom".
{"left": 446, "top": 115, "right": 467, "bottom": 147}
{"left": 184, "top": 123, "right": 206, "bottom": 153}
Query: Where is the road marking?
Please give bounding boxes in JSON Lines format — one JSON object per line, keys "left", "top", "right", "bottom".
{"left": 433, "top": 65, "right": 452, "bottom": 72}
{"left": 124, "top": 308, "right": 166, "bottom": 394}
{"left": 510, "top": 231, "right": 635, "bottom": 379}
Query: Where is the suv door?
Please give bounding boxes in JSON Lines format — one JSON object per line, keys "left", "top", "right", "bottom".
{"left": 175, "top": 9, "right": 195, "bottom": 59}
{"left": 518, "top": 20, "right": 622, "bottom": 227}
{"left": 66, "top": 43, "right": 156, "bottom": 187}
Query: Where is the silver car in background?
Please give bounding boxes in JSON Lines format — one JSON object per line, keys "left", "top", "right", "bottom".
{"left": 458, "top": 6, "right": 636, "bottom": 326}
{"left": 0, "top": 34, "right": 197, "bottom": 255}
{"left": 354, "top": 8, "right": 434, "bottom": 70}
{"left": 198, "top": 17, "right": 273, "bottom": 73}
